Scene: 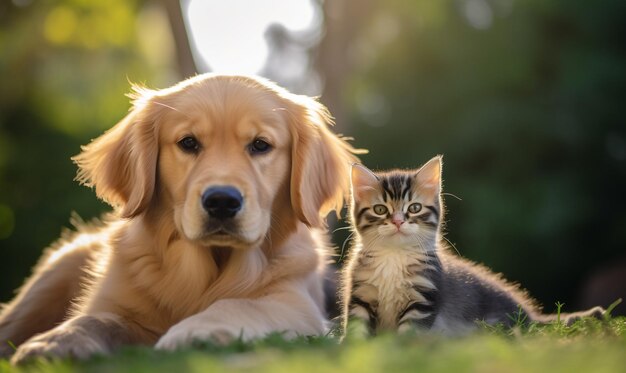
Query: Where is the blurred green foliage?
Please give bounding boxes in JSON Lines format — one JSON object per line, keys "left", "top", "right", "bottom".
{"left": 341, "top": 0, "right": 626, "bottom": 312}
{"left": 0, "top": 0, "right": 178, "bottom": 299}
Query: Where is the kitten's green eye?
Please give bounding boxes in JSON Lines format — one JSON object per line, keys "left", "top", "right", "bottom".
{"left": 408, "top": 203, "right": 422, "bottom": 214}
{"left": 373, "top": 204, "right": 388, "bottom": 215}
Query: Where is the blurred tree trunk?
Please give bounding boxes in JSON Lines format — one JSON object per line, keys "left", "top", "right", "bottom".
{"left": 161, "top": 0, "right": 198, "bottom": 78}
{"left": 315, "top": 0, "right": 373, "bottom": 133}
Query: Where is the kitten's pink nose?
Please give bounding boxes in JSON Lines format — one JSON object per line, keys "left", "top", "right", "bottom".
{"left": 392, "top": 213, "right": 404, "bottom": 228}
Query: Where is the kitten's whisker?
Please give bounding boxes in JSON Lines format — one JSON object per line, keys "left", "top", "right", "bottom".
{"left": 416, "top": 235, "right": 430, "bottom": 253}
{"left": 339, "top": 232, "right": 355, "bottom": 262}
{"left": 333, "top": 226, "right": 353, "bottom": 234}
{"left": 442, "top": 234, "right": 461, "bottom": 256}
{"left": 441, "top": 192, "right": 462, "bottom": 201}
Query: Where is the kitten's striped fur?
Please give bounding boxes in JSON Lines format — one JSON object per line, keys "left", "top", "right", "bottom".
{"left": 341, "top": 156, "right": 605, "bottom": 337}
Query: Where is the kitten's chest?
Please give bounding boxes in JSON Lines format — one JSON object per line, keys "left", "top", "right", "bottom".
{"left": 353, "top": 247, "right": 430, "bottom": 329}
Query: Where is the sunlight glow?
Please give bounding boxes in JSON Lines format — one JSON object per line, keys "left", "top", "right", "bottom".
{"left": 184, "top": 0, "right": 316, "bottom": 75}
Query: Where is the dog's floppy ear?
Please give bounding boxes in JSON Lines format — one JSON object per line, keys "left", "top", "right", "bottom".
{"left": 288, "top": 96, "right": 364, "bottom": 227}
{"left": 72, "top": 88, "right": 160, "bottom": 218}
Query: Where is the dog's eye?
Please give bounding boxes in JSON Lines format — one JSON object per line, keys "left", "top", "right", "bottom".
{"left": 248, "top": 138, "right": 272, "bottom": 155}
{"left": 178, "top": 136, "right": 200, "bottom": 153}
{"left": 408, "top": 203, "right": 422, "bottom": 214}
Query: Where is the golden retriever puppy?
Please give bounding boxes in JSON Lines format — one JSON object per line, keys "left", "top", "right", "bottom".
{"left": 0, "top": 74, "right": 361, "bottom": 363}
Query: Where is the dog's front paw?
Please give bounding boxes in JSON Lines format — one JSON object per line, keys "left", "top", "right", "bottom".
{"left": 155, "top": 319, "right": 240, "bottom": 351}
{"left": 10, "top": 327, "right": 107, "bottom": 365}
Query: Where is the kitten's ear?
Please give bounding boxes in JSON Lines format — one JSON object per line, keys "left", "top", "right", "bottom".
{"left": 351, "top": 163, "right": 379, "bottom": 201}
{"left": 415, "top": 155, "right": 442, "bottom": 194}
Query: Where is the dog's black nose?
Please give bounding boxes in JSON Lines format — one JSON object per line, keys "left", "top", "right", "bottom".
{"left": 201, "top": 186, "right": 243, "bottom": 219}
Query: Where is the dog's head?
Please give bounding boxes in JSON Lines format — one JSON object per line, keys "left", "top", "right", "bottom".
{"left": 73, "top": 74, "right": 361, "bottom": 249}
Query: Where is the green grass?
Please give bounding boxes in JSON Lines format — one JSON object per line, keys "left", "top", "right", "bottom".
{"left": 2, "top": 316, "right": 625, "bottom": 373}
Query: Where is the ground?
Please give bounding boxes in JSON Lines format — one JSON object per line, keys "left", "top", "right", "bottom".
{"left": 1, "top": 313, "right": 625, "bottom": 372}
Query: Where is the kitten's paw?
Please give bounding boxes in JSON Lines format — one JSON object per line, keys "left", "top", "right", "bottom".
{"left": 397, "top": 322, "right": 417, "bottom": 335}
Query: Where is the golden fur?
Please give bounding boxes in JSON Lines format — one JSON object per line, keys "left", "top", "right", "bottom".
{"left": 0, "top": 74, "right": 361, "bottom": 363}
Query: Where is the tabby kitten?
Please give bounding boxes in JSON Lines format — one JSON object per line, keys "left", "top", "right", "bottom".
{"left": 341, "top": 156, "right": 603, "bottom": 336}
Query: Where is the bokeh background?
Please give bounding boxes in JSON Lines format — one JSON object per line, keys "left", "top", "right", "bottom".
{"left": 1, "top": 0, "right": 624, "bottom": 315}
